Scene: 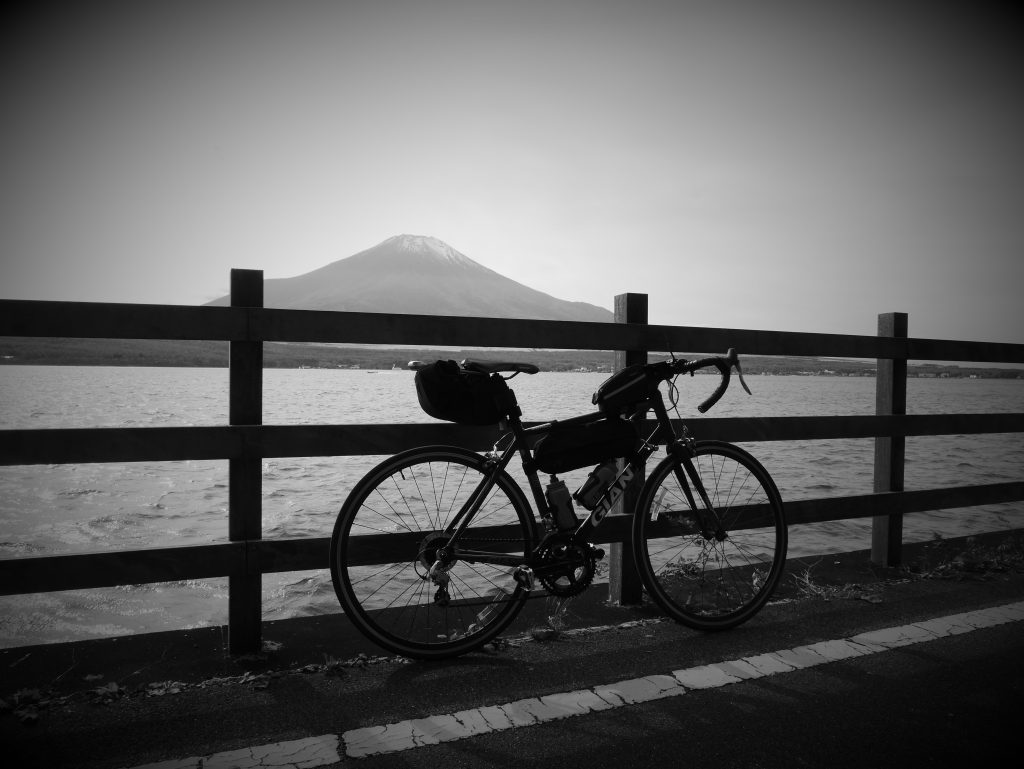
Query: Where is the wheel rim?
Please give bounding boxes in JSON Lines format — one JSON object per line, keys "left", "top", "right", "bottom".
{"left": 335, "top": 451, "right": 532, "bottom": 655}
{"left": 639, "top": 445, "right": 785, "bottom": 626}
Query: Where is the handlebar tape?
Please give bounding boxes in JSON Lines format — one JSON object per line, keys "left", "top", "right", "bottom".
{"left": 697, "top": 359, "right": 731, "bottom": 413}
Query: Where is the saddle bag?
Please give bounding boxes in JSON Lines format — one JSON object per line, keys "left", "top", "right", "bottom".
{"left": 414, "top": 360, "right": 505, "bottom": 425}
{"left": 533, "top": 418, "right": 640, "bottom": 474}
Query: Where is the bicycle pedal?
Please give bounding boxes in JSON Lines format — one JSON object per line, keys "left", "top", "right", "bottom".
{"left": 512, "top": 565, "right": 535, "bottom": 591}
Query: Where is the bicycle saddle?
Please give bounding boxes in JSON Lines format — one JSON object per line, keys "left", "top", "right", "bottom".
{"left": 461, "top": 360, "right": 540, "bottom": 375}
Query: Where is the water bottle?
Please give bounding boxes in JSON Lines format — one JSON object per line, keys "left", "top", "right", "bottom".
{"left": 574, "top": 459, "right": 619, "bottom": 510}
{"left": 545, "top": 476, "right": 578, "bottom": 530}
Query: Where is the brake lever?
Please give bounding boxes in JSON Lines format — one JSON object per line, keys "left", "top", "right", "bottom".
{"left": 724, "top": 348, "right": 752, "bottom": 396}
{"left": 734, "top": 358, "right": 752, "bottom": 395}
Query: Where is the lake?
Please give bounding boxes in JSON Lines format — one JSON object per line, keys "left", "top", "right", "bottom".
{"left": 1, "top": 365, "right": 1022, "bottom": 647}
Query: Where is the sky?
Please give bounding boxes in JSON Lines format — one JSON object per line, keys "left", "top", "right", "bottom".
{"left": 2, "top": 0, "right": 1022, "bottom": 344}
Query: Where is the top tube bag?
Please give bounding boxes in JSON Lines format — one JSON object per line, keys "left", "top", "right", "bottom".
{"left": 533, "top": 417, "right": 640, "bottom": 474}
{"left": 414, "top": 360, "right": 505, "bottom": 425}
{"left": 593, "top": 363, "right": 662, "bottom": 416}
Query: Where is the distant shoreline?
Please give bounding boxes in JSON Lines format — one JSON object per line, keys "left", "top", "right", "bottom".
{"left": 1, "top": 337, "right": 1021, "bottom": 378}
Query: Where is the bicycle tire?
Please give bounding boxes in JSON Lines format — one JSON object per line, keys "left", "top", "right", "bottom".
{"left": 632, "top": 440, "right": 787, "bottom": 630}
{"left": 330, "top": 446, "right": 537, "bottom": 659}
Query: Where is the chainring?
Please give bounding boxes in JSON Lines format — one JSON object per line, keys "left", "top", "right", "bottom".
{"left": 535, "top": 534, "right": 597, "bottom": 598}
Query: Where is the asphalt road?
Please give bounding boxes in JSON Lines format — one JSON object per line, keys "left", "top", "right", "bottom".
{"left": 3, "top": 535, "right": 1023, "bottom": 768}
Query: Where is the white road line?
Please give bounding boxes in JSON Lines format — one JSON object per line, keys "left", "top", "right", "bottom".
{"left": 128, "top": 601, "right": 1024, "bottom": 768}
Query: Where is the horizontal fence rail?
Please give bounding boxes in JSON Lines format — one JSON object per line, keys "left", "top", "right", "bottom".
{"left": 5, "top": 298, "right": 1024, "bottom": 362}
{"left": 5, "top": 414, "right": 1024, "bottom": 466}
{"left": 2, "top": 275, "right": 1023, "bottom": 654}
{"left": 5, "top": 482, "right": 1024, "bottom": 599}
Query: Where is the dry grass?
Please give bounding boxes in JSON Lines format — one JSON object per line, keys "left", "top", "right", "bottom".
{"left": 789, "top": 566, "right": 884, "bottom": 603}
{"left": 790, "top": 533, "right": 1024, "bottom": 605}
{"left": 905, "top": 533, "right": 1024, "bottom": 580}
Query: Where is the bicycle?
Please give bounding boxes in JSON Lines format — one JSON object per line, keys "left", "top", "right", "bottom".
{"left": 329, "top": 349, "right": 787, "bottom": 659}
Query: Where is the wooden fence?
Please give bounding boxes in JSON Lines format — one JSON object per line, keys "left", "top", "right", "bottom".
{"left": 2, "top": 269, "right": 1023, "bottom": 653}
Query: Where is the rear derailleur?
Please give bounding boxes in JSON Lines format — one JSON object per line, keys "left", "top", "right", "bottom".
{"left": 416, "top": 532, "right": 456, "bottom": 607}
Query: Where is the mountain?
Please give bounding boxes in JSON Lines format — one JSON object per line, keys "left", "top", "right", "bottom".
{"left": 207, "top": 234, "right": 613, "bottom": 322}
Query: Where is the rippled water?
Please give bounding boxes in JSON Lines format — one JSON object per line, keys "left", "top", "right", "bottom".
{"left": 1, "top": 365, "right": 1021, "bottom": 647}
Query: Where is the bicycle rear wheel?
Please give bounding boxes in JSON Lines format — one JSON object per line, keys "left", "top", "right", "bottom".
{"left": 330, "top": 446, "right": 537, "bottom": 659}
{"left": 633, "top": 440, "right": 787, "bottom": 630}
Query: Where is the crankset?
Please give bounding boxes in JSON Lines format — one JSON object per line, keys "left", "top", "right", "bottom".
{"left": 533, "top": 533, "right": 602, "bottom": 598}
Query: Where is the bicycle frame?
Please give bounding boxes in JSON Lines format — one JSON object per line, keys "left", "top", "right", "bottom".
{"left": 432, "top": 381, "right": 725, "bottom": 571}
{"left": 332, "top": 349, "right": 782, "bottom": 659}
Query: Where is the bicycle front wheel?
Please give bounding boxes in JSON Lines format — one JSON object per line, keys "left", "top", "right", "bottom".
{"left": 633, "top": 440, "right": 787, "bottom": 630}
{"left": 330, "top": 446, "right": 537, "bottom": 659}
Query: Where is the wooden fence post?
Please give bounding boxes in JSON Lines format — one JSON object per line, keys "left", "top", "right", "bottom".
{"left": 608, "top": 293, "right": 648, "bottom": 605}
{"left": 229, "top": 269, "right": 264, "bottom": 654}
{"left": 871, "top": 312, "right": 908, "bottom": 566}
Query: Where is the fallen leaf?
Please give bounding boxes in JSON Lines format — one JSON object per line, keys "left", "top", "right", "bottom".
{"left": 14, "top": 689, "right": 42, "bottom": 705}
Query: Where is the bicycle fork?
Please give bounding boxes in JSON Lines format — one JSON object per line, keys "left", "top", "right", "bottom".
{"left": 668, "top": 440, "right": 727, "bottom": 541}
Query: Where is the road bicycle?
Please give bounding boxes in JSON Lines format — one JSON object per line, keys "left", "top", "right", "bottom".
{"left": 329, "top": 349, "right": 787, "bottom": 659}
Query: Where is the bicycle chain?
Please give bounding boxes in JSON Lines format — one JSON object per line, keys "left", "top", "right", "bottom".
{"left": 453, "top": 533, "right": 598, "bottom": 595}
{"left": 417, "top": 533, "right": 596, "bottom": 603}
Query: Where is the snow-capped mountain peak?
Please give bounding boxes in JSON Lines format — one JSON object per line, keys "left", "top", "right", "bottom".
{"left": 383, "top": 234, "right": 480, "bottom": 269}
{"left": 206, "top": 234, "right": 613, "bottom": 322}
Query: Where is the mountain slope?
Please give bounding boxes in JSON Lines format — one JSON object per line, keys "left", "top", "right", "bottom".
{"left": 207, "top": 235, "right": 612, "bottom": 322}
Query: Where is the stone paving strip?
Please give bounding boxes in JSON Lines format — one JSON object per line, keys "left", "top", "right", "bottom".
{"left": 129, "top": 601, "right": 1024, "bottom": 769}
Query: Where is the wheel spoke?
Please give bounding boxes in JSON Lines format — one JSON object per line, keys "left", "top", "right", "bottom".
{"left": 635, "top": 442, "right": 786, "bottom": 629}
{"left": 331, "top": 448, "right": 534, "bottom": 659}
